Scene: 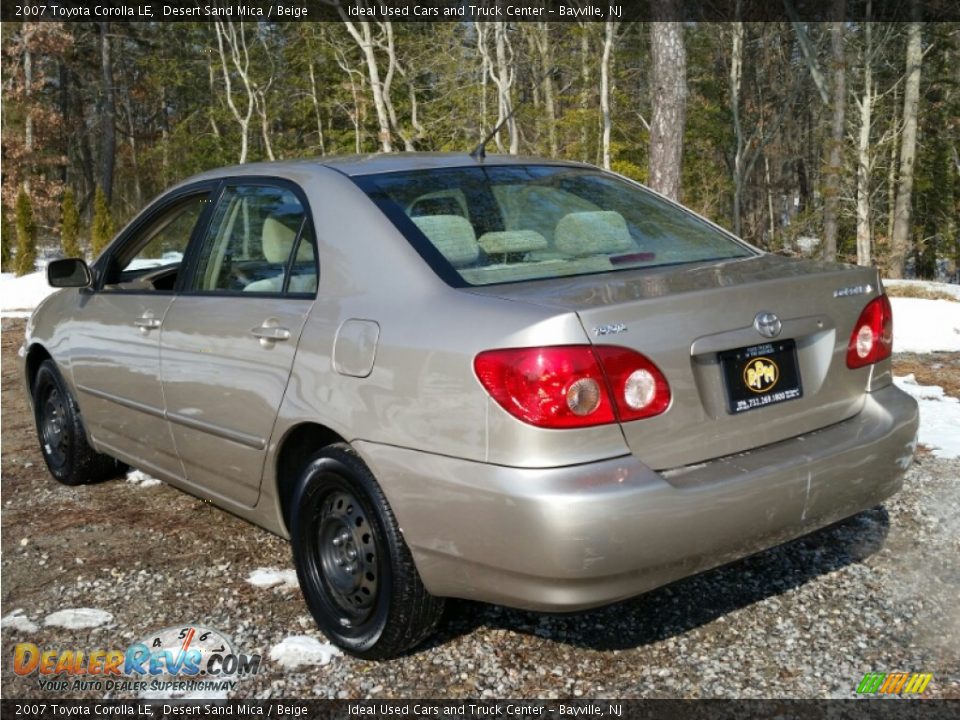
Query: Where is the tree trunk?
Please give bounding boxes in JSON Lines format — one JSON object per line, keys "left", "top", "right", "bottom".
{"left": 822, "top": 11, "right": 846, "bottom": 262}
{"left": 308, "top": 62, "right": 326, "bottom": 155}
{"left": 889, "top": 16, "right": 923, "bottom": 278}
{"left": 600, "top": 20, "right": 616, "bottom": 170}
{"left": 855, "top": 9, "right": 874, "bottom": 267}
{"left": 579, "top": 25, "right": 591, "bottom": 163}
{"left": 730, "top": 21, "right": 745, "bottom": 236}
{"left": 342, "top": 20, "right": 392, "bottom": 152}
{"left": 648, "top": 7, "right": 687, "bottom": 201}
{"left": 99, "top": 22, "right": 116, "bottom": 203}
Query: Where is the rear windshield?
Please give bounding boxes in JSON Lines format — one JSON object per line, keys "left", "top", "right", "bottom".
{"left": 355, "top": 165, "right": 754, "bottom": 286}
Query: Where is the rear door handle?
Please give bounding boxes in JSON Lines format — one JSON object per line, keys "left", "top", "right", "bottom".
{"left": 251, "top": 325, "right": 291, "bottom": 343}
{"left": 134, "top": 316, "right": 161, "bottom": 330}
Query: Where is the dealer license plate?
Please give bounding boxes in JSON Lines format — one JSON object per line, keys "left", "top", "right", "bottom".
{"left": 719, "top": 340, "right": 803, "bottom": 415}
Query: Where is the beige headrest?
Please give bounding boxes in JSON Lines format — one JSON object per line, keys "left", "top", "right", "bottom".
{"left": 478, "top": 230, "right": 548, "bottom": 255}
{"left": 411, "top": 215, "right": 479, "bottom": 267}
{"left": 262, "top": 217, "right": 314, "bottom": 264}
{"left": 555, "top": 211, "right": 635, "bottom": 256}
{"left": 262, "top": 217, "right": 297, "bottom": 264}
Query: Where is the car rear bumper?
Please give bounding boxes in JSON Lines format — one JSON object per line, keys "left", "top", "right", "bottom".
{"left": 355, "top": 383, "right": 918, "bottom": 612}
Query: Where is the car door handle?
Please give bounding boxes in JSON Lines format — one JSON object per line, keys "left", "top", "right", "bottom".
{"left": 133, "top": 317, "right": 162, "bottom": 330}
{"left": 250, "top": 326, "right": 291, "bottom": 342}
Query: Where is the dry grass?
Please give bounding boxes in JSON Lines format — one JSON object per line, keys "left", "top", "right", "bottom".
{"left": 885, "top": 285, "right": 959, "bottom": 302}
{"left": 893, "top": 353, "right": 960, "bottom": 399}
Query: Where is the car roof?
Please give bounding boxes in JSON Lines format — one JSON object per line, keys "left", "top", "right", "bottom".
{"left": 188, "top": 153, "right": 590, "bottom": 182}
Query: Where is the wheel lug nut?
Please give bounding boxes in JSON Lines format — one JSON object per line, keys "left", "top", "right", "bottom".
{"left": 345, "top": 564, "right": 356, "bottom": 573}
{"left": 332, "top": 537, "right": 343, "bottom": 547}
{"left": 336, "top": 559, "right": 345, "bottom": 567}
{"left": 346, "top": 549, "right": 357, "bottom": 560}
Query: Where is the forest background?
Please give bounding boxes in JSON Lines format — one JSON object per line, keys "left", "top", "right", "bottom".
{"left": 2, "top": 13, "right": 958, "bottom": 279}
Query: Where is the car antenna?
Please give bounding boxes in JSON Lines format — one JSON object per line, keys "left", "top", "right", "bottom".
{"left": 470, "top": 107, "right": 518, "bottom": 160}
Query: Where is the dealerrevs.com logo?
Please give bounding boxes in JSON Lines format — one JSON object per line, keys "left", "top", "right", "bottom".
{"left": 13, "top": 625, "right": 261, "bottom": 694}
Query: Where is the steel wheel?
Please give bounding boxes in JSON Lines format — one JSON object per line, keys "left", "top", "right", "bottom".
{"left": 315, "top": 489, "right": 380, "bottom": 625}
{"left": 290, "top": 443, "right": 445, "bottom": 658}
{"left": 40, "top": 386, "right": 70, "bottom": 470}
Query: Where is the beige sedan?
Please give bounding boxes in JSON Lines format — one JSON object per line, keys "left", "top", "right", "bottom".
{"left": 21, "top": 154, "right": 918, "bottom": 658}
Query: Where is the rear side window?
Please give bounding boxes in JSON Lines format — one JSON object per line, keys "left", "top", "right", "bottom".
{"left": 187, "top": 184, "right": 317, "bottom": 295}
{"left": 358, "top": 166, "right": 753, "bottom": 286}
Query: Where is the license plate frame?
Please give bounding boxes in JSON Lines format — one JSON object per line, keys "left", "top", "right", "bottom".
{"left": 719, "top": 339, "right": 803, "bottom": 415}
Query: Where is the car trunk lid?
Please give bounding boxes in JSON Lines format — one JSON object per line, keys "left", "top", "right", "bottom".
{"left": 465, "top": 254, "right": 883, "bottom": 469}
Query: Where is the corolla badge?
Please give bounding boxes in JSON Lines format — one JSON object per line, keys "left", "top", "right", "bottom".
{"left": 753, "top": 311, "right": 782, "bottom": 339}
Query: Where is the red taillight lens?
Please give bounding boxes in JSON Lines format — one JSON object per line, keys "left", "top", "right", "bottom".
{"left": 474, "top": 345, "right": 670, "bottom": 428}
{"left": 594, "top": 346, "right": 672, "bottom": 421}
{"left": 846, "top": 295, "right": 893, "bottom": 369}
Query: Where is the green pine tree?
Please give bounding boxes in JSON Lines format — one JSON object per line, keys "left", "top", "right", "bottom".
{"left": 90, "top": 187, "right": 114, "bottom": 257}
{"left": 1, "top": 211, "right": 11, "bottom": 271}
{"left": 61, "top": 189, "right": 82, "bottom": 258}
{"left": 15, "top": 188, "right": 37, "bottom": 277}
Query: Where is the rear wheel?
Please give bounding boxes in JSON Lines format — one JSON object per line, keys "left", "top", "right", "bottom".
{"left": 32, "top": 359, "right": 123, "bottom": 485}
{"left": 290, "top": 443, "right": 444, "bottom": 659}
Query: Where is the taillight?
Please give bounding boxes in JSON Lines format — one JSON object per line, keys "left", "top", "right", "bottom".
{"left": 474, "top": 345, "right": 670, "bottom": 429}
{"left": 846, "top": 294, "right": 893, "bottom": 369}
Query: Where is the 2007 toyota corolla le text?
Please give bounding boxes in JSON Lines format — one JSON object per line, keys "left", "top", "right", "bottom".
{"left": 19, "top": 153, "right": 919, "bottom": 658}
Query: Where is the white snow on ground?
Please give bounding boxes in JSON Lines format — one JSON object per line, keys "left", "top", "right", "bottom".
{"left": 889, "top": 297, "right": 960, "bottom": 353}
{"left": 125, "top": 469, "right": 162, "bottom": 488}
{"left": 894, "top": 374, "right": 960, "bottom": 460}
{"left": 1, "top": 609, "right": 39, "bottom": 633}
{"left": 246, "top": 567, "right": 299, "bottom": 590}
{"left": 268, "top": 635, "right": 341, "bottom": 670}
{"left": 43, "top": 608, "right": 113, "bottom": 629}
{"left": 0, "top": 271, "right": 56, "bottom": 314}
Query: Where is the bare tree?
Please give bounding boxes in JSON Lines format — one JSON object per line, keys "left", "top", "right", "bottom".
{"left": 600, "top": 19, "right": 617, "bottom": 170}
{"left": 648, "top": 3, "right": 687, "bottom": 200}
{"left": 890, "top": 15, "right": 923, "bottom": 278}
{"left": 99, "top": 22, "right": 116, "bottom": 202}
{"left": 822, "top": 5, "right": 846, "bottom": 262}
{"left": 339, "top": 19, "right": 393, "bottom": 152}
{"left": 477, "top": 22, "right": 518, "bottom": 154}
{"left": 214, "top": 21, "right": 255, "bottom": 163}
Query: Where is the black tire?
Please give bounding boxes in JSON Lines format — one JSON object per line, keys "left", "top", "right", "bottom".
{"left": 290, "top": 443, "right": 445, "bottom": 659}
{"left": 32, "top": 359, "right": 123, "bottom": 486}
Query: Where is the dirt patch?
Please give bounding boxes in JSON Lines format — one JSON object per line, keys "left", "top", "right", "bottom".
{"left": 893, "top": 352, "right": 960, "bottom": 398}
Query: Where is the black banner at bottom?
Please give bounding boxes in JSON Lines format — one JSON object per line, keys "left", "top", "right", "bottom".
{"left": 2, "top": 699, "right": 960, "bottom": 720}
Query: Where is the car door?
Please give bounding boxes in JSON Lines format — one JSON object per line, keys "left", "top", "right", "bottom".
{"left": 159, "top": 181, "right": 319, "bottom": 507}
{"left": 69, "top": 185, "right": 215, "bottom": 480}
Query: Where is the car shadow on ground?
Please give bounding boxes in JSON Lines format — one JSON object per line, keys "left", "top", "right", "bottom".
{"left": 420, "top": 506, "right": 890, "bottom": 654}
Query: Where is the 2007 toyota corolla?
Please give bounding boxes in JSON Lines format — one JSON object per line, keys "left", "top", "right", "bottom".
{"left": 20, "top": 154, "right": 919, "bottom": 658}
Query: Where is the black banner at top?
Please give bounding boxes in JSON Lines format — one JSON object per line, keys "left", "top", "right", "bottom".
{"left": 2, "top": 0, "right": 959, "bottom": 23}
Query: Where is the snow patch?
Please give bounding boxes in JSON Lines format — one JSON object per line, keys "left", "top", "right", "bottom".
{"left": 246, "top": 567, "right": 299, "bottom": 590}
{"left": 889, "top": 297, "right": 960, "bottom": 353}
{"left": 894, "top": 374, "right": 960, "bottom": 459}
{"left": 0, "top": 271, "right": 56, "bottom": 315}
{"left": 2, "top": 609, "right": 39, "bottom": 634}
{"left": 125, "top": 469, "right": 162, "bottom": 488}
{"left": 268, "top": 635, "right": 341, "bottom": 670}
{"left": 43, "top": 608, "right": 113, "bottom": 630}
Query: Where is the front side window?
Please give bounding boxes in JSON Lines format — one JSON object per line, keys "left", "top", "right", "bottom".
{"left": 187, "top": 184, "right": 317, "bottom": 295}
{"left": 358, "top": 166, "right": 754, "bottom": 286}
{"left": 102, "top": 193, "right": 209, "bottom": 292}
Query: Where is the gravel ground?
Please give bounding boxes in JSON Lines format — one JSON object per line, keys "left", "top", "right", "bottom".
{"left": 1, "top": 318, "right": 958, "bottom": 699}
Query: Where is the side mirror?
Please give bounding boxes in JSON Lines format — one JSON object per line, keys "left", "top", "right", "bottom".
{"left": 47, "top": 258, "right": 93, "bottom": 289}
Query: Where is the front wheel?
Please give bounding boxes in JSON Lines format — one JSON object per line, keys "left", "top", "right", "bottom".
{"left": 32, "top": 359, "right": 123, "bottom": 485}
{"left": 289, "top": 443, "right": 444, "bottom": 659}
